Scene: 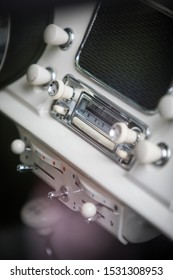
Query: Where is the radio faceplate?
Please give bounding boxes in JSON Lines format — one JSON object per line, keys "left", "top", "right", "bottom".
{"left": 50, "top": 75, "right": 150, "bottom": 170}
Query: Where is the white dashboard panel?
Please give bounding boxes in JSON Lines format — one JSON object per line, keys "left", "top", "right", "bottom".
{"left": 0, "top": 1, "right": 173, "bottom": 244}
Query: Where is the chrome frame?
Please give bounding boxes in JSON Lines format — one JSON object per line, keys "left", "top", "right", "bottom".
{"left": 50, "top": 75, "right": 150, "bottom": 170}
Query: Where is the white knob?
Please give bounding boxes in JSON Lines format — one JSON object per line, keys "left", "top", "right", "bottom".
{"left": 53, "top": 104, "right": 68, "bottom": 115}
{"left": 48, "top": 80, "right": 73, "bottom": 100}
{"left": 21, "top": 198, "right": 60, "bottom": 236}
{"left": 11, "top": 139, "right": 25, "bottom": 154}
{"left": 80, "top": 202, "right": 97, "bottom": 219}
{"left": 116, "top": 148, "right": 129, "bottom": 160}
{"left": 26, "top": 64, "right": 52, "bottom": 85}
{"left": 43, "top": 24, "right": 69, "bottom": 46}
{"left": 158, "top": 95, "right": 173, "bottom": 120}
{"left": 109, "top": 122, "right": 138, "bottom": 144}
{"left": 135, "top": 140, "right": 162, "bottom": 164}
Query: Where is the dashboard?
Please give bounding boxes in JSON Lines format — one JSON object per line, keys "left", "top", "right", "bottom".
{"left": 0, "top": 0, "right": 173, "bottom": 257}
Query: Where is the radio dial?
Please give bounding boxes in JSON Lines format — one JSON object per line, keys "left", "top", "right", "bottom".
{"left": 158, "top": 95, "right": 173, "bottom": 120}
{"left": 48, "top": 80, "right": 73, "bottom": 100}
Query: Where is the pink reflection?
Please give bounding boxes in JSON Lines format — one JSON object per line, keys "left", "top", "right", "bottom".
{"left": 21, "top": 180, "right": 118, "bottom": 260}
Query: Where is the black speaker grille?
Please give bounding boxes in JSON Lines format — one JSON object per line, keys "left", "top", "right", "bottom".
{"left": 76, "top": 0, "right": 173, "bottom": 112}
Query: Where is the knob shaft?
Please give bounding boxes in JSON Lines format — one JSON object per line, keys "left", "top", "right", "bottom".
{"left": 26, "top": 64, "right": 52, "bottom": 86}
{"left": 135, "top": 140, "right": 162, "bottom": 164}
{"left": 43, "top": 24, "right": 69, "bottom": 46}
{"left": 158, "top": 95, "right": 173, "bottom": 120}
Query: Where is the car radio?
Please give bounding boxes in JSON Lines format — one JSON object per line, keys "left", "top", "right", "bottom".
{"left": 49, "top": 75, "right": 149, "bottom": 170}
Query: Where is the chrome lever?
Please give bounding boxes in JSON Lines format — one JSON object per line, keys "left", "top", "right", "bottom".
{"left": 16, "top": 164, "right": 37, "bottom": 173}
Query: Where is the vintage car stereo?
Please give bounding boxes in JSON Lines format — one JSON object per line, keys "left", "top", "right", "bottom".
{"left": 49, "top": 75, "right": 150, "bottom": 170}
{"left": 0, "top": 0, "right": 173, "bottom": 250}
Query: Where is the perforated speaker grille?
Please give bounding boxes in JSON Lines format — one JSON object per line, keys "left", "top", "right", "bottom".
{"left": 76, "top": 0, "right": 173, "bottom": 113}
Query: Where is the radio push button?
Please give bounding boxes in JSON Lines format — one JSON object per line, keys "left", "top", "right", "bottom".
{"left": 43, "top": 24, "right": 74, "bottom": 49}
{"left": 26, "top": 64, "right": 56, "bottom": 86}
{"left": 115, "top": 147, "right": 129, "bottom": 160}
{"left": 72, "top": 117, "right": 115, "bottom": 151}
{"left": 53, "top": 104, "right": 68, "bottom": 116}
{"left": 48, "top": 80, "right": 74, "bottom": 100}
